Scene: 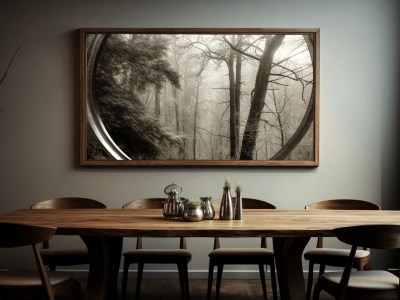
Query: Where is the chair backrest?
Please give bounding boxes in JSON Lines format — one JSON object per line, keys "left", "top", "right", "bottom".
{"left": 122, "top": 198, "right": 186, "bottom": 249}
{"left": 213, "top": 198, "right": 276, "bottom": 210}
{"left": 214, "top": 198, "right": 276, "bottom": 249}
{"left": 31, "top": 197, "right": 106, "bottom": 249}
{"left": 334, "top": 225, "right": 400, "bottom": 250}
{"left": 332, "top": 225, "right": 400, "bottom": 299}
{"left": 0, "top": 223, "right": 56, "bottom": 248}
{"left": 305, "top": 199, "right": 380, "bottom": 248}
{"left": 31, "top": 197, "right": 106, "bottom": 209}
{"left": 0, "top": 222, "right": 57, "bottom": 300}
{"left": 241, "top": 198, "right": 276, "bottom": 209}
{"left": 122, "top": 198, "right": 164, "bottom": 209}
{"left": 305, "top": 199, "right": 380, "bottom": 211}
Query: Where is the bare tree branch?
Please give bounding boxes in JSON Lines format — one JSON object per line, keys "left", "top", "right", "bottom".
{"left": 197, "top": 126, "right": 229, "bottom": 139}
{"left": 222, "top": 36, "right": 261, "bottom": 61}
{"left": 223, "top": 36, "right": 312, "bottom": 88}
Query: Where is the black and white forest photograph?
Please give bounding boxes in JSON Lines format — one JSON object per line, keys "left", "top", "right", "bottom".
{"left": 81, "top": 29, "right": 319, "bottom": 166}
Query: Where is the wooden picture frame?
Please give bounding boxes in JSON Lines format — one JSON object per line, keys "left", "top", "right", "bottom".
{"left": 79, "top": 28, "right": 319, "bottom": 167}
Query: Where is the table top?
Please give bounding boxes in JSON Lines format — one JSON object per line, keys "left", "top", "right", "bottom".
{"left": 1, "top": 209, "right": 400, "bottom": 238}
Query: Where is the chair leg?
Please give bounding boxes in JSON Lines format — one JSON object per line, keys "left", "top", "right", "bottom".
{"left": 318, "top": 264, "right": 325, "bottom": 276}
{"left": 135, "top": 263, "right": 144, "bottom": 300}
{"left": 364, "top": 257, "right": 372, "bottom": 270}
{"left": 183, "top": 263, "right": 190, "bottom": 300}
{"left": 312, "top": 281, "right": 322, "bottom": 300}
{"left": 306, "top": 261, "right": 314, "bottom": 300}
{"left": 216, "top": 264, "right": 223, "bottom": 300}
{"left": 269, "top": 262, "right": 278, "bottom": 300}
{"left": 178, "top": 263, "right": 190, "bottom": 300}
{"left": 178, "top": 263, "right": 185, "bottom": 299}
{"left": 358, "top": 257, "right": 371, "bottom": 271}
{"left": 121, "top": 260, "right": 130, "bottom": 300}
{"left": 207, "top": 262, "right": 214, "bottom": 300}
{"left": 258, "top": 264, "right": 267, "bottom": 299}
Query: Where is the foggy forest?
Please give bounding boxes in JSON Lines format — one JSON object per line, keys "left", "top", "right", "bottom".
{"left": 86, "top": 32, "right": 315, "bottom": 162}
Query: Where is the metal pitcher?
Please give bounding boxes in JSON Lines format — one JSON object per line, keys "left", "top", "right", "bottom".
{"left": 163, "top": 183, "right": 184, "bottom": 220}
{"left": 201, "top": 197, "right": 215, "bottom": 220}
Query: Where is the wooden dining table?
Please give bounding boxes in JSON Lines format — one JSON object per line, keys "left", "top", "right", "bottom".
{"left": 1, "top": 208, "right": 400, "bottom": 300}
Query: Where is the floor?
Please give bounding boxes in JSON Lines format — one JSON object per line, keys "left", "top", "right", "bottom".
{"left": 71, "top": 277, "right": 333, "bottom": 300}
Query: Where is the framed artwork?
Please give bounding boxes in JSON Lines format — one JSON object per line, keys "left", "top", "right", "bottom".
{"left": 79, "top": 28, "right": 319, "bottom": 167}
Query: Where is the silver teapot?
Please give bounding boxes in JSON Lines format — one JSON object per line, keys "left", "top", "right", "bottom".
{"left": 163, "top": 183, "right": 184, "bottom": 220}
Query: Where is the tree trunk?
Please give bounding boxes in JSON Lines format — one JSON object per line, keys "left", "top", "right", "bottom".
{"left": 272, "top": 89, "right": 285, "bottom": 147}
{"left": 240, "top": 35, "right": 285, "bottom": 160}
{"left": 172, "top": 87, "right": 180, "bottom": 132}
{"left": 154, "top": 85, "right": 161, "bottom": 118}
{"left": 235, "top": 35, "right": 243, "bottom": 158}
{"left": 180, "top": 67, "right": 190, "bottom": 159}
{"left": 193, "top": 77, "right": 201, "bottom": 159}
{"left": 228, "top": 36, "right": 237, "bottom": 159}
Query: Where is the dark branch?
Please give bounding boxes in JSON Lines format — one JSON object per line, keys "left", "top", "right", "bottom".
{"left": 222, "top": 36, "right": 261, "bottom": 61}
{"left": 0, "top": 46, "right": 20, "bottom": 86}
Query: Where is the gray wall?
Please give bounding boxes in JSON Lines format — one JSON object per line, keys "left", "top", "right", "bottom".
{"left": 0, "top": 0, "right": 399, "bottom": 276}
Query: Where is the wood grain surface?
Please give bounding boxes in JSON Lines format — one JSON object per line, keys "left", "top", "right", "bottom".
{"left": 1, "top": 209, "right": 399, "bottom": 237}
{"left": 1, "top": 208, "right": 399, "bottom": 300}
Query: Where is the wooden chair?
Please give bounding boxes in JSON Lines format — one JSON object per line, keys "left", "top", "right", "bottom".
{"left": 0, "top": 222, "right": 83, "bottom": 300}
{"left": 121, "top": 198, "right": 192, "bottom": 300}
{"left": 304, "top": 199, "right": 380, "bottom": 300}
{"left": 30, "top": 197, "right": 106, "bottom": 271}
{"left": 207, "top": 198, "right": 278, "bottom": 300}
{"left": 313, "top": 224, "right": 400, "bottom": 300}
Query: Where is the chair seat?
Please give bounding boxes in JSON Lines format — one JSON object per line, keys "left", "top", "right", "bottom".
{"left": 40, "top": 248, "right": 90, "bottom": 266}
{"left": 304, "top": 248, "right": 369, "bottom": 260}
{"left": 123, "top": 249, "right": 192, "bottom": 264}
{"left": 0, "top": 269, "right": 74, "bottom": 287}
{"left": 320, "top": 270, "right": 399, "bottom": 291}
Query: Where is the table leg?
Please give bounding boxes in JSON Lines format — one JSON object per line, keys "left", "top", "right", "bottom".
{"left": 273, "top": 237, "right": 310, "bottom": 300}
{"left": 81, "top": 236, "right": 123, "bottom": 300}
